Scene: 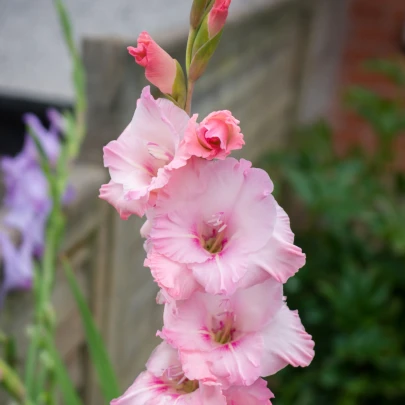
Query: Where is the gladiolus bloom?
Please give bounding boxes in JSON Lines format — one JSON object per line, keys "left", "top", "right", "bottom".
{"left": 111, "top": 342, "right": 226, "bottom": 405}
{"left": 184, "top": 111, "right": 244, "bottom": 160}
{"left": 160, "top": 279, "right": 315, "bottom": 387}
{"left": 110, "top": 341, "right": 275, "bottom": 405}
{"left": 145, "top": 157, "right": 305, "bottom": 296}
{"left": 100, "top": 86, "right": 191, "bottom": 219}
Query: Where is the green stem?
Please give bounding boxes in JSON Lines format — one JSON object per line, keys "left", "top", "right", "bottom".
{"left": 23, "top": 2, "right": 88, "bottom": 404}
{"left": 186, "top": 28, "right": 197, "bottom": 74}
{"left": 35, "top": 363, "right": 48, "bottom": 405}
{"left": 185, "top": 80, "right": 195, "bottom": 115}
{"left": 25, "top": 172, "right": 65, "bottom": 402}
{"left": 24, "top": 331, "right": 39, "bottom": 397}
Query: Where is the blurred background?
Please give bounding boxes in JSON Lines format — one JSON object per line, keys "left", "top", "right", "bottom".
{"left": 0, "top": 0, "right": 404, "bottom": 404}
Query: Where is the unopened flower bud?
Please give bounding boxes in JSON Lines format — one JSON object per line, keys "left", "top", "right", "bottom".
{"left": 188, "top": 0, "right": 232, "bottom": 82}
{"left": 208, "top": 0, "right": 231, "bottom": 38}
{"left": 190, "top": 0, "right": 211, "bottom": 29}
{"left": 128, "top": 32, "right": 186, "bottom": 106}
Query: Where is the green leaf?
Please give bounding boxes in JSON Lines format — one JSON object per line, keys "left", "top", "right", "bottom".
{"left": 62, "top": 259, "right": 120, "bottom": 401}
{"left": 54, "top": 0, "right": 76, "bottom": 57}
{"left": 53, "top": 0, "right": 87, "bottom": 159}
{"left": 54, "top": 0, "right": 85, "bottom": 103}
{"left": 44, "top": 338, "right": 84, "bottom": 405}
{"left": 364, "top": 59, "right": 405, "bottom": 86}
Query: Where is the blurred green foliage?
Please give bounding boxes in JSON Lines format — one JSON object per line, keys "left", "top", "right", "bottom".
{"left": 262, "top": 59, "right": 405, "bottom": 404}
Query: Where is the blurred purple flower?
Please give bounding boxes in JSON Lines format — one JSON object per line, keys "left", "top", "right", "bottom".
{"left": 0, "top": 109, "right": 72, "bottom": 301}
{"left": 0, "top": 232, "right": 33, "bottom": 304}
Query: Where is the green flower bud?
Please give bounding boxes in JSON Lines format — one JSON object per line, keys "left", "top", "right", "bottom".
{"left": 190, "top": 0, "right": 212, "bottom": 29}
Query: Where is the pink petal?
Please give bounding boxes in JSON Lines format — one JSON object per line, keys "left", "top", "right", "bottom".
{"left": 145, "top": 252, "right": 201, "bottom": 300}
{"left": 227, "top": 161, "right": 276, "bottom": 253}
{"left": 208, "top": 333, "right": 264, "bottom": 387}
{"left": 260, "top": 304, "right": 315, "bottom": 376}
{"left": 146, "top": 341, "right": 180, "bottom": 377}
{"left": 249, "top": 204, "right": 306, "bottom": 283}
{"left": 190, "top": 250, "right": 249, "bottom": 295}
{"left": 150, "top": 209, "right": 209, "bottom": 264}
{"left": 184, "top": 111, "right": 244, "bottom": 160}
{"left": 110, "top": 371, "right": 168, "bottom": 405}
{"left": 233, "top": 279, "right": 283, "bottom": 333}
{"left": 180, "top": 351, "right": 218, "bottom": 384}
{"left": 103, "top": 128, "right": 153, "bottom": 192}
{"left": 134, "top": 87, "right": 188, "bottom": 151}
{"left": 197, "top": 384, "right": 226, "bottom": 405}
{"left": 234, "top": 266, "right": 270, "bottom": 290}
{"left": 161, "top": 291, "right": 215, "bottom": 351}
{"left": 140, "top": 219, "right": 152, "bottom": 238}
{"left": 156, "top": 97, "right": 191, "bottom": 141}
{"left": 99, "top": 181, "right": 146, "bottom": 219}
{"left": 224, "top": 378, "right": 274, "bottom": 405}
{"left": 183, "top": 114, "right": 210, "bottom": 158}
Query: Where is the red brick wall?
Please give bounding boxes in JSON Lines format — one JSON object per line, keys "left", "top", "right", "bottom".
{"left": 333, "top": 0, "right": 405, "bottom": 166}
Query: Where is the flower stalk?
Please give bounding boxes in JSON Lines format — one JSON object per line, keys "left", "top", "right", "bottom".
{"left": 23, "top": 0, "right": 87, "bottom": 403}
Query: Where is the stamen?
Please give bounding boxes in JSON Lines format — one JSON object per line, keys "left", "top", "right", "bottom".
{"left": 206, "top": 212, "right": 225, "bottom": 227}
{"left": 213, "top": 314, "right": 234, "bottom": 345}
{"left": 176, "top": 375, "right": 187, "bottom": 385}
{"left": 202, "top": 212, "right": 227, "bottom": 254}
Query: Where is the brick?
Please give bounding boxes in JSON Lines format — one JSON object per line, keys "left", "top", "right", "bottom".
{"left": 333, "top": 0, "right": 405, "bottom": 161}
{"left": 351, "top": 1, "right": 388, "bottom": 24}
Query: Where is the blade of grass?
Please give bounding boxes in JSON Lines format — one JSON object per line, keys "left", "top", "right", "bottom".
{"left": 62, "top": 258, "right": 120, "bottom": 401}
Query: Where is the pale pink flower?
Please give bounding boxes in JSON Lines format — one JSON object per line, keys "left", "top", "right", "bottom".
{"left": 160, "top": 279, "right": 315, "bottom": 387}
{"left": 145, "top": 157, "right": 305, "bottom": 296}
{"left": 128, "top": 32, "right": 177, "bottom": 95}
{"left": 224, "top": 379, "right": 274, "bottom": 405}
{"left": 184, "top": 111, "right": 244, "bottom": 160}
{"left": 208, "top": 0, "right": 232, "bottom": 38}
{"left": 100, "top": 86, "right": 191, "bottom": 219}
{"left": 111, "top": 342, "right": 226, "bottom": 405}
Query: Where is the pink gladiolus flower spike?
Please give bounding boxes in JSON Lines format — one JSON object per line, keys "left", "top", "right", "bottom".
{"left": 160, "top": 278, "right": 315, "bottom": 388}
{"left": 144, "top": 157, "right": 305, "bottom": 297}
{"left": 100, "top": 86, "right": 191, "bottom": 219}
{"left": 184, "top": 111, "right": 244, "bottom": 160}
{"left": 128, "top": 32, "right": 177, "bottom": 95}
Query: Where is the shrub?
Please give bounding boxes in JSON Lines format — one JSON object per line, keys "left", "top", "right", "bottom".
{"left": 262, "top": 60, "right": 405, "bottom": 405}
